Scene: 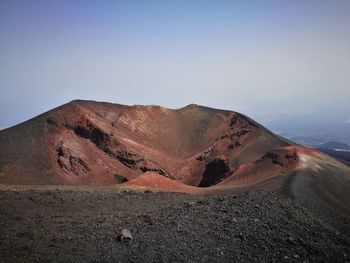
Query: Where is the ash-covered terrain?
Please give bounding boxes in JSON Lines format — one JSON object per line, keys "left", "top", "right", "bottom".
{"left": 0, "top": 188, "right": 349, "bottom": 263}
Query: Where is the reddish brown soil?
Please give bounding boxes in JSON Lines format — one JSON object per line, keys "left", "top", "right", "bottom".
{"left": 125, "top": 172, "right": 201, "bottom": 194}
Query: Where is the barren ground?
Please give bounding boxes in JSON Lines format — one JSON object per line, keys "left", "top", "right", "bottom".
{"left": 0, "top": 187, "right": 349, "bottom": 263}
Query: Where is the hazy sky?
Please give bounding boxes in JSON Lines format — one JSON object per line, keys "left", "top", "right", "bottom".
{"left": 1, "top": 0, "right": 350, "bottom": 128}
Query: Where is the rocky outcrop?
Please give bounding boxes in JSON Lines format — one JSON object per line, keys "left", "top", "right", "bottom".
{"left": 56, "top": 143, "right": 90, "bottom": 176}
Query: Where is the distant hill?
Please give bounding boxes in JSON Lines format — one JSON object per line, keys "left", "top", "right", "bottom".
{"left": 313, "top": 141, "right": 350, "bottom": 166}
{"left": 319, "top": 141, "right": 350, "bottom": 151}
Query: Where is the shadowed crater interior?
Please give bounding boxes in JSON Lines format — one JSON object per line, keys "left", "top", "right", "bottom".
{"left": 198, "top": 159, "right": 229, "bottom": 187}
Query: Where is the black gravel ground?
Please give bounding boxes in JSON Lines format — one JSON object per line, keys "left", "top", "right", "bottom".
{"left": 0, "top": 188, "right": 349, "bottom": 263}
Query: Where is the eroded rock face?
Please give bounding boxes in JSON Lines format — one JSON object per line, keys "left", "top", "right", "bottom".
{"left": 0, "top": 100, "right": 295, "bottom": 186}
{"left": 56, "top": 143, "right": 90, "bottom": 176}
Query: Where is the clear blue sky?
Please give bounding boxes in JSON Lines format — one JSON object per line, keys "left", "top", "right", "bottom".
{"left": 1, "top": 0, "right": 350, "bottom": 128}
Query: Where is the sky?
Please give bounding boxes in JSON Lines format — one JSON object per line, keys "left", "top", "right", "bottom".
{"left": 0, "top": 0, "right": 350, "bottom": 132}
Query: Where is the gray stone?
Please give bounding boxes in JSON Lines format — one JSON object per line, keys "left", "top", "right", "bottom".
{"left": 118, "top": 229, "right": 133, "bottom": 242}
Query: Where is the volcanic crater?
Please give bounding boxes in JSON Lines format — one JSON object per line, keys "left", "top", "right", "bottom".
{"left": 0, "top": 100, "right": 296, "bottom": 188}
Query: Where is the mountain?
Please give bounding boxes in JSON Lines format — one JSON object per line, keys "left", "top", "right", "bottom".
{"left": 265, "top": 117, "right": 350, "bottom": 146}
{"left": 319, "top": 141, "right": 350, "bottom": 151}
{"left": 0, "top": 99, "right": 292, "bottom": 186}
{"left": 314, "top": 141, "right": 350, "bottom": 166}
{"left": 0, "top": 100, "right": 349, "bottom": 224}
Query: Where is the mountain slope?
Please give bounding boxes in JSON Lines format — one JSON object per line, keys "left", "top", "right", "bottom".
{"left": 0, "top": 100, "right": 291, "bottom": 186}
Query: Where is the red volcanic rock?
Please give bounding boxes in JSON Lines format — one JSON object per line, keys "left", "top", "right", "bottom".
{"left": 0, "top": 100, "right": 291, "bottom": 186}
{"left": 0, "top": 100, "right": 349, "bottom": 197}
{"left": 125, "top": 172, "right": 201, "bottom": 194}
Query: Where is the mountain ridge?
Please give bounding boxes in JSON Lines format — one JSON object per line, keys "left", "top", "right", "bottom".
{"left": 0, "top": 99, "right": 291, "bottom": 186}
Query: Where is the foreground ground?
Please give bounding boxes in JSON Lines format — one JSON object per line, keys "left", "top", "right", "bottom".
{"left": 0, "top": 187, "right": 349, "bottom": 263}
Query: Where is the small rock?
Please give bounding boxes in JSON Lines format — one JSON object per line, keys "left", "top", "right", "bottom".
{"left": 118, "top": 229, "right": 133, "bottom": 242}
{"left": 144, "top": 190, "right": 152, "bottom": 193}
{"left": 287, "top": 236, "right": 295, "bottom": 243}
{"left": 185, "top": 202, "right": 194, "bottom": 207}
